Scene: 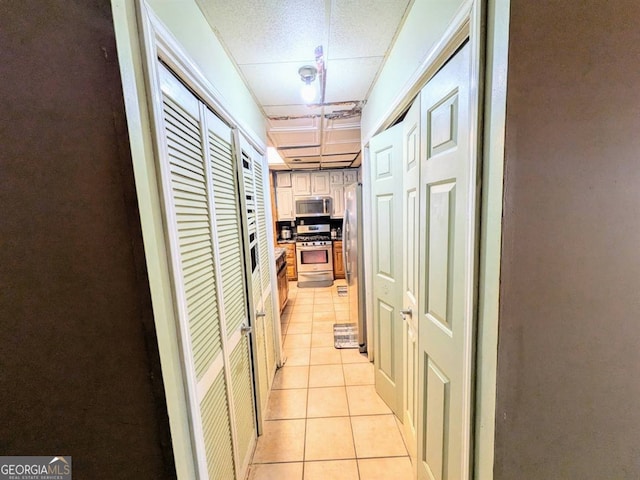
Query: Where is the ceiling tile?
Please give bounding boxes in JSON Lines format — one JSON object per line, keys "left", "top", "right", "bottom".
{"left": 240, "top": 62, "right": 313, "bottom": 105}
{"left": 324, "top": 57, "right": 383, "bottom": 103}
{"left": 269, "top": 129, "right": 320, "bottom": 148}
{"left": 268, "top": 116, "right": 319, "bottom": 131}
{"left": 324, "top": 115, "right": 361, "bottom": 130}
{"left": 269, "top": 163, "right": 291, "bottom": 171}
{"left": 287, "top": 155, "right": 322, "bottom": 163}
{"left": 278, "top": 146, "right": 322, "bottom": 157}
{"left": 318, "top": 153, "right": 357, "bottom": 162}
{"left": 324, "top": 127, "right": 360, "bottom": 144}
{"left": 288, "top": 162, "right": 320, "bottom": 169}
{"left": 198, "top": 0, "right": 327, "bottom": 64}
{"left": 320, "top": 161, "right": 354, "bottom": 168}
{"left": 322, "top": 141, "right": 361, "bottom": 155}
{"left": 264, "top": 104, "right": 323, "bottom": 118}
{"left": 328, "top": 0, "right": 411, "bottom": 60}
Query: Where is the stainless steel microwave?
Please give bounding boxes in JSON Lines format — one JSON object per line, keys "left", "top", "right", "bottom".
{"left": 295, "top": 196, "right": 332, "bottom": 217}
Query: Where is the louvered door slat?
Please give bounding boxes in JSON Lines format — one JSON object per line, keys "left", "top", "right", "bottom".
{"left": 254, "top": 160, "right": 271, "bottom": 294}
{"left": 161, "top": 80, "right": 222, "bottom": 381}
{"left": 201, "top": 371, "right": 235, "bottom": 480}
{"left": 230, "top": 337, "right": 256, "bottom": 468}
{"left": 207, "top": 122, "right": 248, "bottom": 338}
{"left": 263, "top": 294, "right": 275, "bottom": 383}
{"left": 170, "top": 177, "right": 207, "bottom": 195}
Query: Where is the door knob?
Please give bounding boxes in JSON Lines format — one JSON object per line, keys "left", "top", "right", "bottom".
{"left": 241, "top": 323, "right": 252, "bottom": 336}
{"left": 400, "top": 307, "right": 413, "bottom": 320}
{"left": 256, "top": 311, "right": 266, "bottom": 318}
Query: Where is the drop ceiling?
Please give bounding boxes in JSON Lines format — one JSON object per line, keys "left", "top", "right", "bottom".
{"left": 195, "top": 0, "right": 412, "bottom": 169}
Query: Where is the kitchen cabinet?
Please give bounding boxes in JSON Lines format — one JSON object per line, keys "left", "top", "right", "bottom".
{"left": 330, "top": 185, "right": 345, "bottom": 218}
{"left": 333, "top": 240, "right": 345, "bottom": 279}
{"left": 329, "top": 171, "right": 344, "bottom": 185}
{"left": 311, "top": 171, "right": 331, "bottom": 194}
{"left": 343, "top": 169, "right": 358, "bottom": 184}
{"left": 273, "top": 168, "right": 360, "bottom": 220}
{"left": 278, "top": 242, "right": 297, "bottom": 280}
{"left": 276, "top": 188, "right": 294, "bottom": 220}
{"left": 291, "top": 172, "right": 311, "bottom": 195}
{"left": 292, "top": 171, "right": 331, "bottom": 196}
{"left": 276, "top": 171, "right": 292, "bottom": 187}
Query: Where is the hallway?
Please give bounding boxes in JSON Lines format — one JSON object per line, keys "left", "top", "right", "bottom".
{"left": 247, "top": 281, "right": 413, "bottom": 480}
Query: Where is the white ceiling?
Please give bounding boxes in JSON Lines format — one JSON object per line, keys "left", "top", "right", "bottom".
{"left": 196, "top": 0, "right": 412, "bottom": 169}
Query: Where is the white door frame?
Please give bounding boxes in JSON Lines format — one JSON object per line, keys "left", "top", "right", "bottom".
{"left": 361, "top": 0, "right": 504, "bottom": 477}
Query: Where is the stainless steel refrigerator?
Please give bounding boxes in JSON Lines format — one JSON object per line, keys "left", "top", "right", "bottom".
{"left": 343, "top": 183, "right": 366, "bottom": 352}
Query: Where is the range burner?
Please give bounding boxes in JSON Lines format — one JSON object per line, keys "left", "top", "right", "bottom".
{"left": 296, "top": 223, "right": 332, "bottom": 246}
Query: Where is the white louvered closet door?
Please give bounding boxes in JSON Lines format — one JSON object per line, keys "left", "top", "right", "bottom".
{"left": 237, "top": 136, "right": 278, "bottom": 418}
{"left": 157, "top": 63, "right": 255, "bottom": 480}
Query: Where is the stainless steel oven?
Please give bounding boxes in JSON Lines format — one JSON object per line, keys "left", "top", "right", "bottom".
{"left": 296, "top": 224, "right": 334, "bottom": 288}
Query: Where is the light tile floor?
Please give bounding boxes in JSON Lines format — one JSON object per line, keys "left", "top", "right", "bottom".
{"left": 248, "top": 281, "right": 414, "bottom": 480}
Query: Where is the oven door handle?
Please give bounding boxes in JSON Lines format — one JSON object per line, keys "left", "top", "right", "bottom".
{"left": 296, "top": 246, "right": 332, "bottom": 251}
{"left": 299, "top": 271, "right": 331, "bottom": 276}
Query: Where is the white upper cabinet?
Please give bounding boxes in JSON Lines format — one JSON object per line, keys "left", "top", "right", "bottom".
{"left": 291, "top": 172, "right": 311, "bottom": 195}
{"left": 311, "top": 171, "right": 331, "bottom": 195}
{"left": 276, "top": 171, "right": 292, "bottom": 188}
{"left": 343, "top": 169, "right": 358, "bottom": 184}
{"left": 276, "top": 188, "right": 294, "bottom": 220}
{"left": 329, "top": 171, "right": 344, "bottom": 185}
{"left": 330, "top": 185, "right": 345, "bottom": 218}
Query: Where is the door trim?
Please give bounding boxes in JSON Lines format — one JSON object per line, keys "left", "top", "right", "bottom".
{"left": 474, "top": 0, "right": 509, "bottom": 478}
{"left": 361, "top": 0, "right": 474, "bottom": 146}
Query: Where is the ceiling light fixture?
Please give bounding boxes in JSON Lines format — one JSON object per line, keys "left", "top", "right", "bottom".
{"left": 298, "top": 65, "right": 318, "bottom": 104}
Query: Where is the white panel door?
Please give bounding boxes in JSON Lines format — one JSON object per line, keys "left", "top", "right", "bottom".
{"left": 369, "top": 123, "right": 404, "bottom": 416}
{"left": 417, "top": 43, "right": 477, "bottom": 480}
{"left": 402, "top": 94, "right": 421, "bottom": 467}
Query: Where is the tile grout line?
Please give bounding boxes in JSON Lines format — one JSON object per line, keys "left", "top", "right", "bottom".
{"left": 301, "top": 287, "right": 313, "bottom": 480}
{"left": 342, "top": 350, "right": 363, "bottom": 480}
{"left": 255, "top": 282, "right": 389, "bottom": 479}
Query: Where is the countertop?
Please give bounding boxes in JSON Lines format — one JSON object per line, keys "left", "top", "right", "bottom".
{"left": 274, "top": 247, "right": 287, "bottom": 260}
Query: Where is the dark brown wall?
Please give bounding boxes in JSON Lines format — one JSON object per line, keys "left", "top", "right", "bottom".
{"left": 495, "top": 1, "right": 640, "bottom": 478}
{"left": 0, "top": 1, "right": 175, "bottom": 477}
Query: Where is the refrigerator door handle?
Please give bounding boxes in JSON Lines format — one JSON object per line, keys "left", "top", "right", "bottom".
{"left": 342, "top": 211, "right": 349, "bottom": 282}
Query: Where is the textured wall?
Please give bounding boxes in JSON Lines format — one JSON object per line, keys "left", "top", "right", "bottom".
{"left": 495, "top": 1, "right": 640, "bottom": 478}
{"left": 0, "top": 1, "right": 175, "bottom": 477}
